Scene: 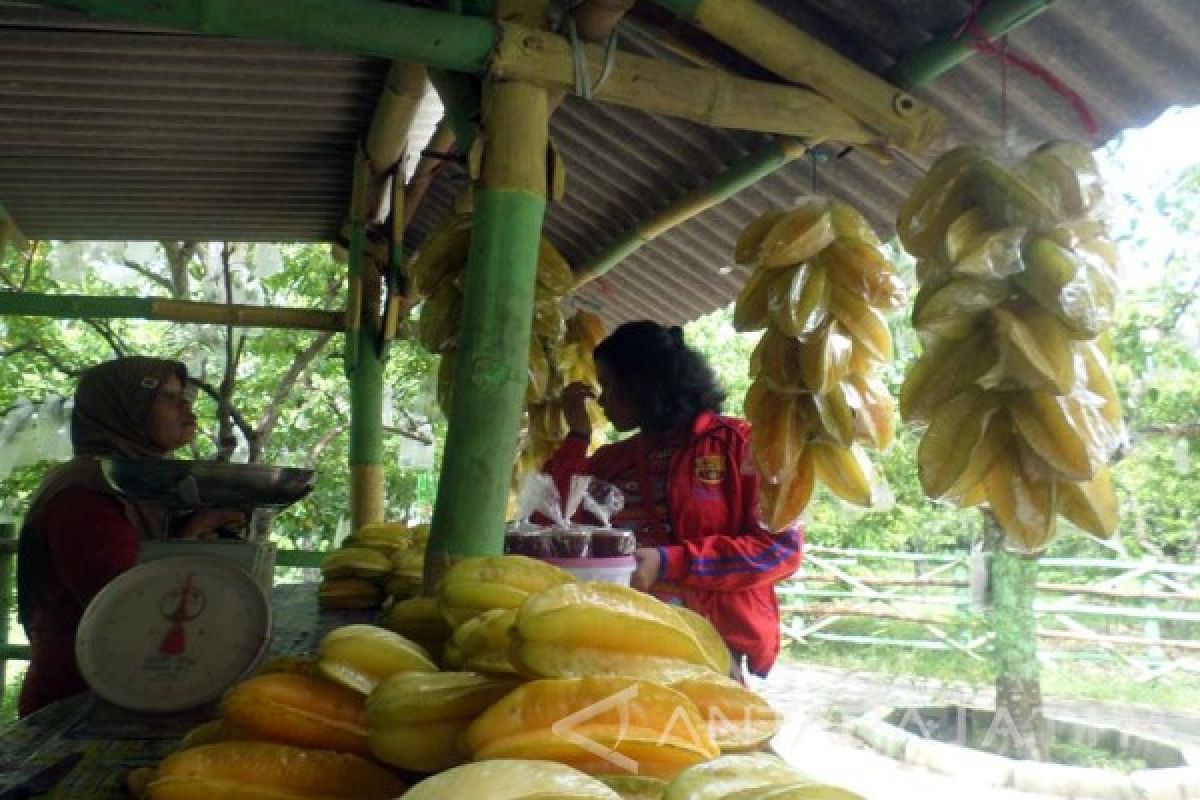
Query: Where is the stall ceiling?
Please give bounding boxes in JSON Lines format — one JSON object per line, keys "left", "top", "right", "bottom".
{"left": 2, "top": 1, "right": 1199, "bottom": 327}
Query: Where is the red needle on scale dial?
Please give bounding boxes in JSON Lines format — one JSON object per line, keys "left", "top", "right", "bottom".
{"left": 159, "top": 572, "right": 194, "bottom": 655}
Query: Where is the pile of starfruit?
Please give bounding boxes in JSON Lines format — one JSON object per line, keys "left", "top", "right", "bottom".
{"left": 144, "top": 555, "right": 830, "bottom": 797}
{"left": 897, "top": 141, "right": 1125, "bottom": 552}
{"left": 733, "top": 198, "right": 904, "bottom": 530}
{"left": 318, "top": 521, "right": 430, "bottom": 610}
{"left": 393, "top": 752, "right": 864, "bottom": 799}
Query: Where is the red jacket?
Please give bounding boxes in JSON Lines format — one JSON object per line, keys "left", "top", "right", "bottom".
{"left": 17, "top": 486, "right": 140, "bottom": 717}
{"left": 544, "top": 412, "right": 801, "bottom": 676}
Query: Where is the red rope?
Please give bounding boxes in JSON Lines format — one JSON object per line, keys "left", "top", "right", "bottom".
{"left": 952, "top": 1, "right": 1099, "bottom": 136}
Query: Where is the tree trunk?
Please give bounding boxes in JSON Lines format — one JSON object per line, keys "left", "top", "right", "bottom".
{"left": 984, "top": 511, "right": 1047, "bottom": 761}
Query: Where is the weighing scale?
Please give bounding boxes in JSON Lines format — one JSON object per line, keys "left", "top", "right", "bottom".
{"left": 74, "top": 459, "right": 315, "bottom": 712}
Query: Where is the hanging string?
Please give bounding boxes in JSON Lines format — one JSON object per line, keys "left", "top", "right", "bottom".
{"left": 953, "top": 0, "right": 1098, "bottom": 137}
{"left": 810, "top": 151, "right": 818, "bottom": 194}
{"left": 565, "top": 15, "right": 621, "bottom": 100}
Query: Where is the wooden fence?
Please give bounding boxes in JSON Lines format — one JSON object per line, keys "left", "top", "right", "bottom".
{"left": 781, "top": 546, "right": 1200, "bottom": 681}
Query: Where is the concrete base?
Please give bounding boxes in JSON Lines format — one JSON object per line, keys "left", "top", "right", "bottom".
{"left": 853, "top": 705, "right": 1200, "bottom": 799}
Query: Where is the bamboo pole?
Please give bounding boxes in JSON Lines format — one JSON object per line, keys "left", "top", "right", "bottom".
{"left": 363, "top": 62, "right": 428, "bottom": 222}
{"left": 893, "top": 0, "right": 1054, "bottom": 88}
{"left": 426, "top": 0, "right": 550, "bottom": 588}
{"left": 38, "top": 0, "right": 879, "bottom": 142}
{"left": 345, "top": 138, "right": 387, "bottom": 531}
{"left": 492, "top": 24, "right": 878, "bottom": 142}
{"left": 0, "top": 292, "right": 344, "bottom": 331}
{"left": 36, "top": 0, "right": 496, "bottom": 71}
{"left": 574, "top": 136, "right": 807, "bottom": 287}
{"left": 648, "top": 0, "right": 944, "bottom": 153}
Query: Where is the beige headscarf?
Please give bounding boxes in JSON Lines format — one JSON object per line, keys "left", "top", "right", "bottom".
{"left": 17, "top": 356, "right": 188, "bottom": 626}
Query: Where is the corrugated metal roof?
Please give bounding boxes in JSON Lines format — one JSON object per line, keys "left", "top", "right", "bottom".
{"left": 3, "top": 1, "right": 1200, "bottom": 326}
{"left": 0, "top": 2, "right": 388, "bottom": 241}
{"left": 410, "top": 0, "right": 1200, "bottom": 328}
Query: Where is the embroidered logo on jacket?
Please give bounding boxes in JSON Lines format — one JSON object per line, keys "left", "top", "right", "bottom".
{"left": 693, "top": 454, "right": 725, "bottom": 485}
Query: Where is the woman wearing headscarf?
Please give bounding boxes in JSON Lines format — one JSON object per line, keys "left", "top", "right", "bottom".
{"left": 16, "top": 356, "right": 239, "bottom": 717}
{"left": 545, "top": 321, "right": 802, "bottom": 680}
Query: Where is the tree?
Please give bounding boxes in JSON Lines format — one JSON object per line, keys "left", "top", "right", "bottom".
{"left": 0, "top": 241, "right": 440, "bottom": 550}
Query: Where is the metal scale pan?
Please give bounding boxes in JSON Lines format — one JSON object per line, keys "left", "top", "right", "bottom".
{"left": 100, "top": 458, "right": 316, "bottom": 510}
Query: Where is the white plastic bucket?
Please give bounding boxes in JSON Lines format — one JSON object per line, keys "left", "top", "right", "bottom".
{"left": 542, "top": 556, "right": 636, "bottom": 586}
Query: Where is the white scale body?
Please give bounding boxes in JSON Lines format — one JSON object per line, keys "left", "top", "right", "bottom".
{"left": 75, "top": 555, "right": 271, "bottom": 713}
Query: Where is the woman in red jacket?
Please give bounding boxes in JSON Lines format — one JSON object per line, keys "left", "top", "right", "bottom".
{"left": 545, "top": 320, "right": 802, "bottom": 679}
{"left": 16, "top": 356, "right": 240, "bottom": 717}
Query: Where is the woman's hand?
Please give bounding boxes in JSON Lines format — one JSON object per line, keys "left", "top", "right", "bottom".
{"left": 561, "top": 381, "right": 596, "bottom": 437}
{"left": 177, "top": 509, "right": 246, "bottom": 539}
{"left": 631, "top": 547, "right": 662, "bottom": 592}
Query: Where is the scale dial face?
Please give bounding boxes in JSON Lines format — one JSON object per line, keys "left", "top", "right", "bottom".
{"left": 76, "top": 555, "right": 271, "bottom": 713}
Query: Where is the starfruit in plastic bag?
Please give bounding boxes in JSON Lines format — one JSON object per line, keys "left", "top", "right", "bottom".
{"left": 767, "top": 261, "right": 831, "bottom": 337}
{"left": 985, "top": 445, "right": 1057, "bottom": 553}
{"left": 969, "top": 157, "right": 1061, "bottom": 231}
{"left": 565, "top": 309, "right": 606, "bottom": 351}
{"left": 408, "top": 214, "right": 471, "bottom": 296}
{"left": 416, "top": 278, "right": 463, "bottom": 354}
{"left": 808, "top": 380, "right": 859, "bottom": 448}
{"left": 912, "top": 274, "right": 1012, "bottom": 341}
{"left": 897, "top": 146, "right": 982, "bottom": 259}
{"left": 828, "top": 285, "right": 893, "bottom": 361}
{"left": 917, "top": 388, "right": 1001, "bottom": 500}
{"left": 797, "top": 321, "right": 852, "bottom": 394}
{"left": 526, "top": 336, "right": 551, "bottom": 405}
{"left": 952, "top": 226, "right": 1026, "bottom": 280}
{"left": 981, "top": 304, "right": 1079, "bottom": 394}
{"left": 1018, "top": 235, "right": 1117, "bottom": 338}
{"left": 735, "top": 210, "right": 787, "bottom": 266}
{"left": 829, "top": 201, "right": 881, "bottom": 246}
{"left": 899, "top": 326, "right": 995, "bottom": 424}
{"left": 733, "top": 265, "right": 776, "bottom": 332}
{"left": 537, "top": 238, "right": 575, "bottom": 296}
{"left": 817, "top": 238, "right": 906, "bottom": 311}
{"left": 810, "top": 441, "right": 876, "bottom": 508}
{"left": 750, "top": 329, "right": 805, "bottom": 393}
{"left": 1057, "top": 466, "right": 1119, "bottom": 539}
{"left": 759, "top": 445, "right": 816, "bottom": 531}
{"left": 757, "top": 199, "right": 835, "bottom": 268}
{"left": 1007, "top": 390, "right": 1110, "bottom": 482}
{"left": 845, "top": 373, "right": 896, "bottom": 450}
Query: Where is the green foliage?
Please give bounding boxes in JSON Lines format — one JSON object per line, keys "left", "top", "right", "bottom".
{"left": 0, "top": 242, "right": 441, "bottom": 551}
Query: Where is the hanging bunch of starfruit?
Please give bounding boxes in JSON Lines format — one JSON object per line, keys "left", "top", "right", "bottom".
{"left": 897, "top": 141, "right": 1125, "bottom": 552}
{"left": 733, "top": 198, "right": 906, "bottom": 531}
{"left": 515, "top": 309, "right": 608, "bottom": 481}
{"left": 407, "top": 213, "right": 575, "bottom": 419}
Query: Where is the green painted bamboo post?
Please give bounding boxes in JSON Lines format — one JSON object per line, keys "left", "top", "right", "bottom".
{"left": 345, "top": 151, "right": 387, "bottom": 532}
{"left": 425, "top": 0, "right": 550, "bottom": 587}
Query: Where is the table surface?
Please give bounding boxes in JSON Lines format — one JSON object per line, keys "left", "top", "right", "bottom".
{"left": 0, "top": 582, "right": 372, "bottom": 799}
